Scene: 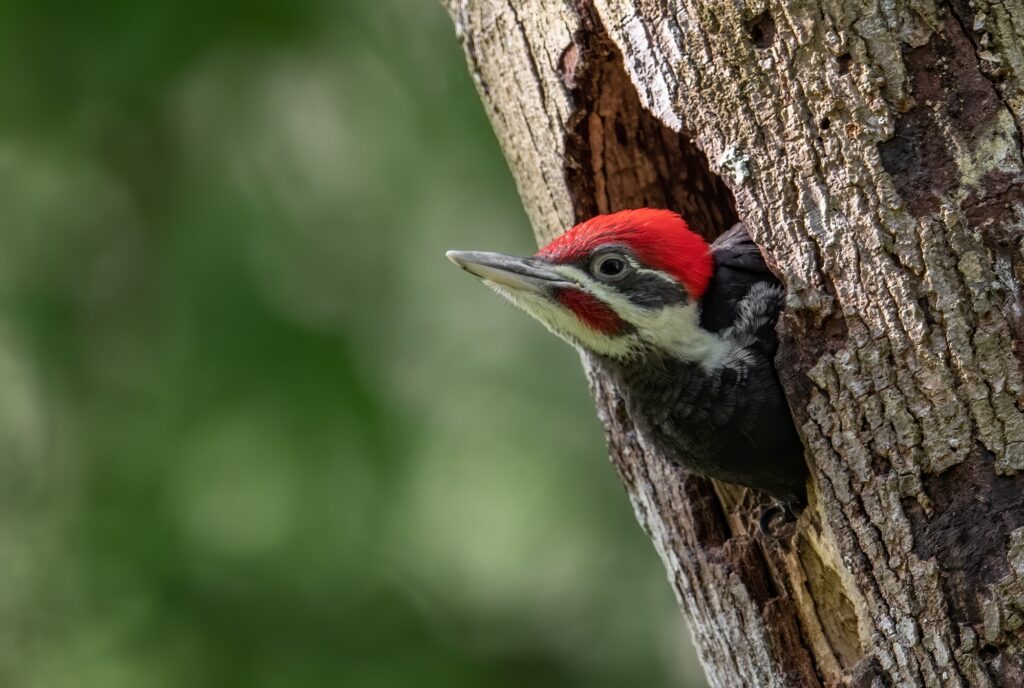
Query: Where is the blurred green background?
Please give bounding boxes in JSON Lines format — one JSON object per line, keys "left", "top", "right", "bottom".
{"left": 0, "top": 1, "right": 707, "bottom": 686}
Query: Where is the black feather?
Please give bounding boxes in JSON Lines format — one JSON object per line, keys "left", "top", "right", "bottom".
{"left": 598, "top": 223, "right": 807, "bottom": 504}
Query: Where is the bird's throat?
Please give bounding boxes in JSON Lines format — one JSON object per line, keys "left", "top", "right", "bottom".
{"left": 633, "top": 302, "right": 729, "bottom": 369}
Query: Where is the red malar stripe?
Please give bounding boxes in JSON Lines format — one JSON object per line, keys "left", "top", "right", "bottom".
{"left": 555, "top": 289, "right": 625, "bottom": 335}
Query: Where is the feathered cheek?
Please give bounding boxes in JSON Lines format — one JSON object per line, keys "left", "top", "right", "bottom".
{"left": 554, "top": 288, "right": 627, "bottom": 336}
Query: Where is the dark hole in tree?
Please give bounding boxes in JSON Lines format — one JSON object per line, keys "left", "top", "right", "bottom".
{"left": 819, "top": 117, "right": 831, "bottom": 131}
{"left": 980, "top": 644, "right": 1000, "bottom": 662}
{"left": 917, "top": 296, "right": 934, "bottom": 325}
{"left": 748, "top": 12, "right": 775, "bottom": 50}
{"left": 613, "top": 118, "right": 629, "bottom": 146}
{"left": 562, "top": 32, "right": 738, "bottom": 239}
{"left": 837, "top": 53, "right": 852, "bottom": 74}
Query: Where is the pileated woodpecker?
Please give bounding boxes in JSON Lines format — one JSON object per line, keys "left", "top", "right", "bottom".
{"left": 447, "top": 208, "right": 807, "bottom": 520}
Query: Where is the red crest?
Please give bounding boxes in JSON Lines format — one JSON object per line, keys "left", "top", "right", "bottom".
{"left": 537, "top": 209, "right": 713, "bottom": 299}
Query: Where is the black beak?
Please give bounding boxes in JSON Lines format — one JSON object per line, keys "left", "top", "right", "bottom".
{"left": 445, "top": 251, "right": 573, "bottom": 293}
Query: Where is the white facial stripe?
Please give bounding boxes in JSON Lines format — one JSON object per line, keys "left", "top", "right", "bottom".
{"left": 635, "top": 266, "right": 679, "bottom": 284}
{"left": 626, "top": 255, "right": 681, "bottom": 289}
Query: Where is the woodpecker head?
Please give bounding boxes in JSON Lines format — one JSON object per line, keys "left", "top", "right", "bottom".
{"left": 447, "top": 209, "right": 723, "bottom": 363}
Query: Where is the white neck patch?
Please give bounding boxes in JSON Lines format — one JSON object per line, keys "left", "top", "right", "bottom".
{"left": 629, "top": 301, "right": 729, "bottom": 368}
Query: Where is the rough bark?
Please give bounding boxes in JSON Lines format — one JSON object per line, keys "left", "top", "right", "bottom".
{"left": 443, "top": 0, "right": 1024, "bottom": 686}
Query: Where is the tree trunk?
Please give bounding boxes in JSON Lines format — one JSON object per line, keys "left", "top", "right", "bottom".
{"left": 442, "top": 0, "right": 1024, "bottom": 685}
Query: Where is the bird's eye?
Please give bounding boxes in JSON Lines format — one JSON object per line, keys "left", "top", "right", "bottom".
{"left": 591, "top": 253, "right": 629, "bottom": 280}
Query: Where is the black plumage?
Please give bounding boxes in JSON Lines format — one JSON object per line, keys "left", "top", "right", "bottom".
{"left": 448, "top": 211, "right": 808, "bottom": 514}
{"left": 598, "top": 224, "right": 807, "bottom": 505}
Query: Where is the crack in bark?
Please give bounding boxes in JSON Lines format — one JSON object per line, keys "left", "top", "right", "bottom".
{"left": 947, "top": 0, "right": 1024, "bottom": 159}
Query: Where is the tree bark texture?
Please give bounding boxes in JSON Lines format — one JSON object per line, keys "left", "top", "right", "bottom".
{"left": 443, "top": 0, "right": 1024, "bottom": 686}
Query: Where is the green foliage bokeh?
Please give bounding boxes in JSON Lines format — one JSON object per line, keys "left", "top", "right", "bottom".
{"left": 0, "top": 1, "right": 706, "bottom": 686}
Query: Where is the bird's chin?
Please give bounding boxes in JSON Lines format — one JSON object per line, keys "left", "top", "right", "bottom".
{"left": 483, "top": 280, "right": 531, "bottom": 307}
{"left": 483, "top": 281, "right": 555, "bottom": 324}
{"left": 483, "top": 282, "right": 643, "bottom": 360}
